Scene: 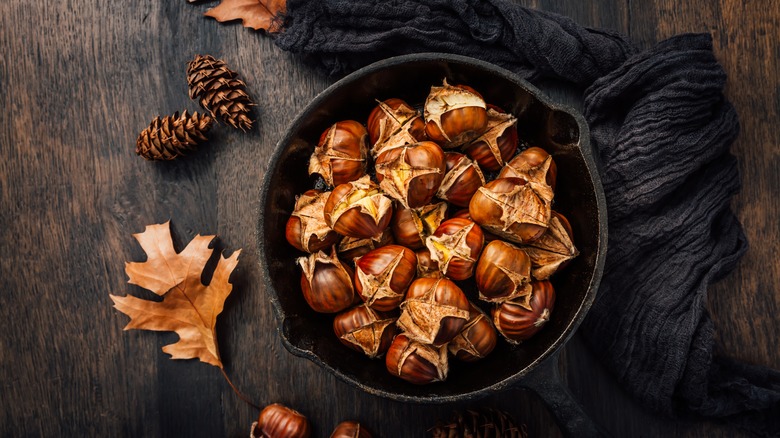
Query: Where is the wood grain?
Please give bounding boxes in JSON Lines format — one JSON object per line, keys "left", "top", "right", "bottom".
{"left": 0, "top": 0, "right": 776, "bottom": 436}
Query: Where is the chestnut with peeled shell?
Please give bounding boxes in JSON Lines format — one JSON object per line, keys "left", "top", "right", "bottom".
{"left": 385, "top": 334, "right": 448, "bottom": 385}
{"left": 375, "top": 141, "right": 446, "bottom": 208}
{"left": 309, "top": 120, "right": 368, "bottom": 186}
{"left": 333, "top": 304, "right": 398, "bottom": 358}
{"left": 252, "top": 403, "right": 311, "bottom": 438}
{"left": 448, "top": 302, "right": 498, "bottom": 362}
{"left": 285, "top": 189, "right": 340, "bottom": 253}
{"left": 493, "top": 280, "right": 556, "bottom": 344}
{"left": 469, "top": 177, "right": 552, "bottom": 244}
{"left": 436, "top": 152, "right": 485, "bottom": 207}
{"left": 397, "top": 277, "right": 470, "bottom": 346}
{"left": 324, "top": 175, "right": 394, "bottom": 240}
{"left": 390, "top": 202, "right": 447, "bottom": 250}
{"left": 499, "top": 146, "right": 557, "bottom": 190}
{"left": 463, "top": 105, "right": 518, "bottom": 171}
{"left": 475, "top": 240, "right": 532, "bottom": 303}
{"left": 330, "top": 421, "right": 373, "bottom": 438}
{"left": 425, "top": 218, "right": 484, "bottom": 281}
{"left": 337, "top": 228, "right": 394, "bottom": 262}
{"left": 424, "top": 80, "right": 488, "bottom": 148}
{"left": 521, "top": 211, "right": 579, "bottom": 280}
{"left": 367, "top": 98, "right": 426, "bottom": 158}
{"left": 354, "top": 244, "right": 417, "bottom": 311}
{"left": 298, "top": 246, "right": 357, "bottom": 313}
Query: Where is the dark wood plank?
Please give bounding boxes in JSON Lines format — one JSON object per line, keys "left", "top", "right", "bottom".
{"left": 0, "top": 0, "right": 777, "bottom": 436}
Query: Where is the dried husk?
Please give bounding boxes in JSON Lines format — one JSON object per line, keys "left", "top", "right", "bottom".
{"left": 386, "top": 334, "right": 449, "bottom": 384}
{"left": 325, "top": 175, "right": 394, "bottom": 239}
{"left": 448, "top": 303, "right": 498, "bottom": 362}
{"left": 333, "top": 304, "right": 397, "bottom": 358}
{"left": 521, "top": 211, "right": 579, "bottom": 279}
{"left": 397, "top": 277, "right": 470, "bottom": 346}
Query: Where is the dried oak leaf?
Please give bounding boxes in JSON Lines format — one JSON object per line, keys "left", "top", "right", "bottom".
{"left": 203, "top": 0, "right": 287, "bottom": 33}
{"left": 110, "top": 221, "right": 240, "bottom": 368}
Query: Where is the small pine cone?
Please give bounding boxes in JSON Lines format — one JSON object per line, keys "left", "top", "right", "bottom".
{"left": 430, "top": 409, "right": 527, "bottom": 438}
{"left": 135, "top": 111, "right": 213, "bottom": 161}
{"left": 187, "top": 54, "right": 254, "bottom": 131}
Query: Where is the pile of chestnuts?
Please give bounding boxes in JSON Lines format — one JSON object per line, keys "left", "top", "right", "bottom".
{"left": 252, "top": 403, "right": 372, "bottom": 438}
{"left": 285, "top": 79, "right": 579, "bottom": 385}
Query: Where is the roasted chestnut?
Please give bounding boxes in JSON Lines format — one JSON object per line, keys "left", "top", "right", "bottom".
{"left": 375, "top": 141, "right": 446, "bottom": 208}
{"left": 415, "top": 248, "right": 441, "bottom": 278}
{"left": 324, "top": 175, "right": 394, "bottom": 239}
{"left": 309, "top": 120, "right": 368, "bottom": 186}
{"left": 337, "top": 228, "right": 394, "bottom": 262}
{"left": 354, "top": 245, "right": 417, "bottom": 311}
{"left": 385, "top": 334, "right": 448, "bottom": 385}
{"left": 330, "top": 421, "right": 373, "bottom": 438}
{"left": 475, "top": 240, "right": 532, "bottom": 302}
{"left": 298, "top": 246, "right": 357, "bottom": 313}
{"left": 436, "top": 152, "right": 485, "bottom": 207}
{"left": 450, "top": 208, "right": 499, "bottom": 242}
{"left": 391, "top": 202, "right": 447, "bottom": 249}
{"left": 333, "top": 304, "right": 398, "bottom": 358}
{"left": 285, "top": 189, "right": 340, "bottom": 253}
{"left": 252, "top": 403, "right": 311, "bottom": 438}
{"left": 397, "top": 277, "right": 470, "bottom": 346}
{"left": 469, "top": 177, "right": 552, "bottom": 244}
{"left": 367, "top": 98, "right": 426, "bottom": 157}
{"left": 499, "top": 146, "right": 557, "bottom": 191}
{"left": 463, "top": 105, "right": 518, "bottom": 171}
{"left": 521, "top": 211, "right": 578, "bottom": 280}
{"left": 424, "top": 80, "right": 488, "bottom": 148}
{"left": 448, "top": 302, "right": 498, "bottom": 362}
{"left": 425, "top": 218, "right": 484, "bottom": 281}
{"left": 493, "top": 280, "right": 555, "bottom": 343}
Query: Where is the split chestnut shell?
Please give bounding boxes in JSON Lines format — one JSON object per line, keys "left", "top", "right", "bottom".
{"left": 375, "top": 141, "right": 446, "bottom": 208}
{"left": 463, "top": 106, "right": 518, "bottom": 171}
{"left": 424, "top": 80, "right": 488, "bottom": 148}
{"left": 252, "top": 403, "right": 311, "bottom": 438}
{"left": 308, "top": 120, "right": 368, "bottom": 186}
{"left": 493, "top": 280, "right": 556, "bottom": 344}
{"left": 475, "top": 240, "right": 532, "bottom": 304}
{"left": 333, "top": 304, "right": 398, "bottom": 358}
{"left": 397, "top": 277, "right": 470, "bottom": 346}
{"left": 448, "top": 303, "right": 498, "bottom": 362}
{"left": 385, "top": 334, "right": 449, "bottom": 385}
{"left": 354, "top": 245, "right": 417, "bottom": 311}
{"left": 425, "top": 218, "right": 485, "bottom": 281}
{"left": 285, "top": 189, "right": 340, "bottom": 253}
{"left": 298, "top": 246, "right": 357, "bottom": 313}
{"left": 324, "top": 175, "right": 394, "bottom": 240}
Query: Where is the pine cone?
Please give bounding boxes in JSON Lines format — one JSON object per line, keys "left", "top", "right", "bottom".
{"left": 187, "top": 54, "right": 254, "bottom": 131}
{"left": 135, "top": 111, "right": 213, "bottom": 161}
{"left": 430, "top": 409, "right": 527, "bottom": 438}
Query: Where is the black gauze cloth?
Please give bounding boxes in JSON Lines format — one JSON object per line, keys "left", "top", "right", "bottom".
{"left": 274, "top": 0, "right": 780, "bottom": 435}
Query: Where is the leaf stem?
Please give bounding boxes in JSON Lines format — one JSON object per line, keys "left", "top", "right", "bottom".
{"left": 220, "top": 367, "right": 261, "bottom": 411}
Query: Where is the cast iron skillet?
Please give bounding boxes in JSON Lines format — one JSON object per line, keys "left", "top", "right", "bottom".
{"left": 258, "top": 53, "right": 608, "bottom": 436}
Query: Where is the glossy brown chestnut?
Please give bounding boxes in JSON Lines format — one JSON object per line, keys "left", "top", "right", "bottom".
{"left": 333, "top": 304, "right": 398, "bottom": 358}
{"left": 308, "top": 120, "right": 369, "bottom": 186}
{"left": 475, "top": 240, "right": 532, "bottom": 303}
{"left": 521, "top": 211, "right": 579, "bottom": 280}
{"left": 324, "top": 175, "right": 394, "bottom": 239}
{"left": 390, "top": 202, "right": 447, "bottom": 249}
{"left": 469, "top": 177, "right": 552, "bottom": 244}
{"left": 415, "top": 248, "right": 441, "bottom": 278}
{"left": 450, "top": 208, "right": 499, "bottom": 241}
{"left": 397, "top": 277, "right": 470, "bottom": 346}
{"left": 252, "top": 403, "right": 311, "bottom": 438}
{"left": 425, "top": 218, "right": 484, "bottom": 281}
{"left": 298, "top": 246, "right": 357, "bottom": 313}
{"left": 285, "top": 189, "right": 340, "bottom": 253}
{"left": 354, "top": 245, "right": 417, "bottom": 311}
{"left": 367, "top": 98, "right": 426, "bottom": 157}
{"left": 493, "top": 280, "right": 556, "bottom": 344}
{"left": 385, "top": 334, "right": 448, "bottom": 385}
{"left": 424, "top": 80, "right": 488, "bottom": 148}
{"left": 330, "top": 421, "right": 373, "bottom": 438}
{"left": 375, "top": 141, "right": 446, "bottom": 208}
{"left": 499, "top": 146, "right": 557, "bottom": 190}
{"left": 436, "top": 152, "right": 485, "bottom": 207}
{"left": 337, "top": 228, "right": 394, "bottom": 262}
{"left": 448, "top": 303, "right": 498, "bottom": 362}
{"left": 463, "top": 105, "right": 518, "bottom": 171}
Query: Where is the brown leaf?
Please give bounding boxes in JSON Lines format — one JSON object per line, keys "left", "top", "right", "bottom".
{"left": 204, "top": 0, "right": 287, "bottom": 32}
{"left": 110, "top": 222, "right": 241, "bottom": 368}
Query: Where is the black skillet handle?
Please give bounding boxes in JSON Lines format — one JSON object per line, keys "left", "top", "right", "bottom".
{"left": 521, "top": 350, "right": 610, "bottom": 437}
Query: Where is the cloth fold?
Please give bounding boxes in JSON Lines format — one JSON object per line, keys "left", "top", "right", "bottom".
{"left": 274, "top": 0, "right": 780, "bottom": 435}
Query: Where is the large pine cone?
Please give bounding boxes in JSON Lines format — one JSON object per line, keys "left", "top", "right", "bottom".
{"left": 187, "top": 54, "right": 254, "bottom": 131}
{"left": 135, "top": 111, "right": 213, "bottom": 161}
{"left": 430, "top": 409, "right": 526, "bottom": 438}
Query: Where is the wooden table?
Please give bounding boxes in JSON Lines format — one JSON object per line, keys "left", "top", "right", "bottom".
{"left": 1, "top": 1, "right": 777, "bottom": 436}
